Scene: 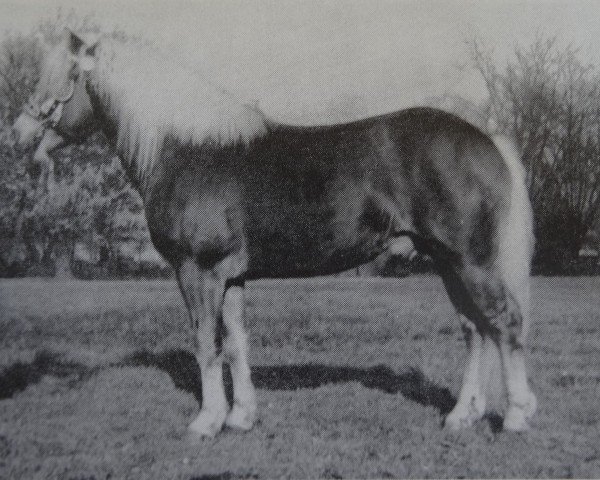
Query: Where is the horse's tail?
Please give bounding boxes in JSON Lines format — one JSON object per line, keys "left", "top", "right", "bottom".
{"left": 492, "top": 135, "right": 534, "bottom": 330}
{"left": 481, "top": 135, "right": 534, "bottom": 410}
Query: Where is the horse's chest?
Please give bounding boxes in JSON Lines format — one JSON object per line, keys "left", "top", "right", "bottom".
{"left": 145, "top": 173, "right": 245, "bottom": 266}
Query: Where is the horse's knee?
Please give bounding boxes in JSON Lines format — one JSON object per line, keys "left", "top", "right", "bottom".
{"left": 488, "top": 292, "right": 524, "bottom": 349}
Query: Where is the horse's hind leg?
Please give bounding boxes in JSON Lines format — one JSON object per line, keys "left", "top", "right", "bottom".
{"left": 441, "top": 263, "right": 536, "bottom": 431}
{"left": 497, "top": 291, "right": 537, "bottom": 431}
{"left": 176, "top": 258, "right": 229, "bottom": 439}
{"left": 465, "top": 265, "right": 537, "bottom": 431}
{"left": 440, "top": 265, "right": 491, "bottom": 429}
{"left": 444, "top": 315, "right": 486, "bottom": 429}
{"left": 222, "top": 278, "right": 257, "bottom": 430}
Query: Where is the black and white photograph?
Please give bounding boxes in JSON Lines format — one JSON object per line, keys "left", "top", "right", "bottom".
{"left": 0, "top": 1, "right": 599, "bottom": 478}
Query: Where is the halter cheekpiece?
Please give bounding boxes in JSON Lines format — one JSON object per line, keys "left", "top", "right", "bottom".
{"left": 22, "top": 79, "right": 75, "bottom": 129}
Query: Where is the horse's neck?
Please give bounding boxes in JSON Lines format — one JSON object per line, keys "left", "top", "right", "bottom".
{"left": 87, "top": 72, "right": 150, "bottom": 194}
{"left": 87, "top": 40, "right": 269, "bottom": 196}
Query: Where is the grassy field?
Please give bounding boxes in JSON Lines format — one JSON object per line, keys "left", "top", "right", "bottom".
{"left": 1, "top": 275, "right": 599, "bottom": 479}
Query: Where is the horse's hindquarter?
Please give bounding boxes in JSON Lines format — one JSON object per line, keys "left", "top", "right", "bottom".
{"left": 387, "top": 109, "right": 513, "bottom": 266}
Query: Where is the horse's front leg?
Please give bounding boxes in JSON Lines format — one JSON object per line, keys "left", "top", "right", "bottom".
{"left": 222, "top": 278, "right": 257, "bottom": 430}
{"left": 176, "top": 258, "right": 228, "bottom": 439}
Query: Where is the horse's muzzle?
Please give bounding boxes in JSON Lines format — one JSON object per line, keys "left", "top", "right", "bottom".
{"left": 12, "top": 112, "right": 45, "bottom": 148}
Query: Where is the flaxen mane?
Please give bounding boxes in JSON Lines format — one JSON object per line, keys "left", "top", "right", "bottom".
{"left": 39, "top": 34, "right": 269, "bottom": 180}
{"left": 94, "top": 37, "right": 268, "bottom": 178}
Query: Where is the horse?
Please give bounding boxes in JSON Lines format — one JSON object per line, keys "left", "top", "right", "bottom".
{"left": 13, "top": 29, "right": 537, "bottom": 439}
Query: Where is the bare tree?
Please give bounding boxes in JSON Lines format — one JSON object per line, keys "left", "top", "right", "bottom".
{"left": 471, "top": 36, "right": 600, "bottom": 272}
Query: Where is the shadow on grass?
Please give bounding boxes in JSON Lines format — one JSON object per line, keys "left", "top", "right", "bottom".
{"left": 0, "top": 348, "right": 455, "bottom": 416}
{"left": 124, "top": 349, "right": 204, "bottom": 404}
{"left": 124, "top": 349, "right": 456, "bottom": 415}
{"left": 191, "top": 474, "right": 258, "bottom": 480}
{"left": 0, "top": 351, "right": 98, "bottom": 400}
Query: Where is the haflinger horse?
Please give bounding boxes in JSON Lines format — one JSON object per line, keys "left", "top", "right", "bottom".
{"left": 13, "top": 29, "right": 537, "bottom": 439}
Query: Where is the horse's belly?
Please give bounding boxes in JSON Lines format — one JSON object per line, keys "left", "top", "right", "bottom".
{"left": 244, "top": 196, "right": 385, "bottom": 278}
{"left": 245, "top": 235, "right": 381, "bottom": 278}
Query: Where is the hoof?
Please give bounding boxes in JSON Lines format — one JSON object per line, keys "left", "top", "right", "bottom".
{"left": 444, "top": 411, "right": 476, "bottom": 430}
{"left": 187, "top": 408, "right": 227, "bottom": 440}
{"left": 504, "top": 392, "right": 537, "bottom": 432}
{"left": 225, "top": 403, "right": 256, "bottom": 431}
{"left": 444, "top": 397, "right": 485, "bottom": 430}
{"left": 502, "top": 412, "right": 530, "bottom": 432}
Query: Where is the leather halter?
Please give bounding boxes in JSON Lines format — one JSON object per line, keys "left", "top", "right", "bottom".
{"left": 22, "top": 79, "right": 75, "bottom": 129}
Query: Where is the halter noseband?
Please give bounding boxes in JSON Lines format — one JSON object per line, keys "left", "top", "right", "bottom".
{"left": 22, "top": 79, "right": 75, "bottom": 129}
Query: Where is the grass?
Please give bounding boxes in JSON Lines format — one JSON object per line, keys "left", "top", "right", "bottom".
{"left": 0, "top": 275, "right": 599, "bottom": 478}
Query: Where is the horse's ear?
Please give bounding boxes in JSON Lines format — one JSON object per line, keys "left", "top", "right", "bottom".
{"left": 85, "top": 39, "right": 99, "bottom": 58}
{"left": 79, "top": 39, "right": 99, "bottom": 72}
{"left": 64, "top": 28, "right": 84, "bottom": 55}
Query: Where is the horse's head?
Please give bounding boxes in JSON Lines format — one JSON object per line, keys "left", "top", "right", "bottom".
{"left": 13, "top": 29, "right": 100, "bottom": 161}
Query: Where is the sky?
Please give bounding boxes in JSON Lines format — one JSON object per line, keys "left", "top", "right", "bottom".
{"left": 1, "top": 0, "right": 599, "bottom": 123}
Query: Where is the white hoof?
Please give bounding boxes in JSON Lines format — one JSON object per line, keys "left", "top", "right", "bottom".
{"left": 225, "top": 402, "right": 257, "bottom": 431}
{"left": 444, "top": 396, "right": 486, "bottom": 430}
{"left": 187, "top": 408, "right": 228, "bottom": 440}
{"left": 504, "top": 392, "right": 537, "bottom": 432}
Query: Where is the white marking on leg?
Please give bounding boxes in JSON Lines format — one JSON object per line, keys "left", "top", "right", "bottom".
{"left": 500, "top": 342, "right": 537, "bottom": 431}
{"left": 480, "top": 334, "right": 504, "bottom": 411}
{"left": 445, "top": 317, "right": 486, "bottom": 430}
{"left": 188, "top": 352, "right": 228, "bottom": 439}
{"left": 177, "top": 260, "right": 228, "bottom": 440}
{"left": 223, "top": 285, "right": 257, "bottom": 430}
